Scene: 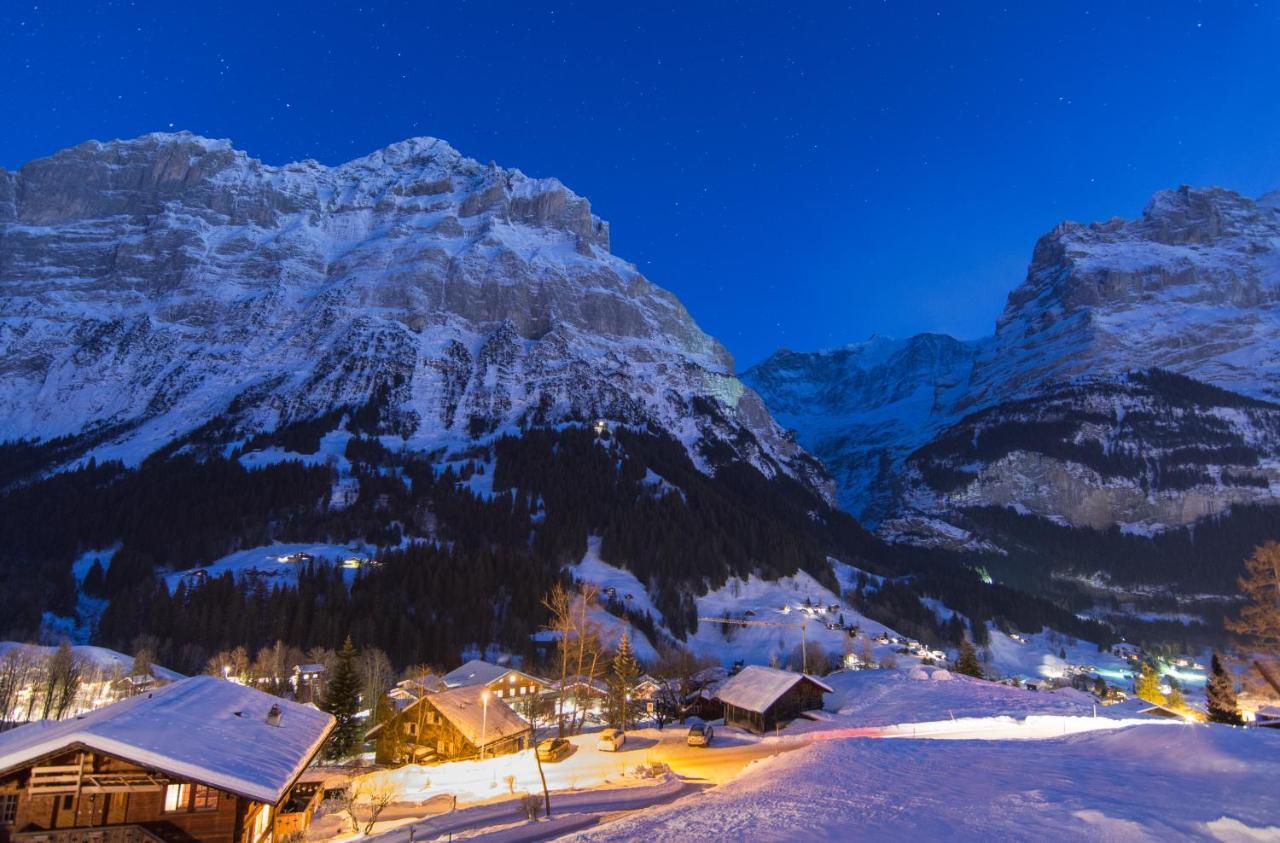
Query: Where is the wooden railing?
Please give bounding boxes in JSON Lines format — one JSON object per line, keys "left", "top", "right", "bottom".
{"left": 13, "top": 825, "right": 171, "bottom": 843}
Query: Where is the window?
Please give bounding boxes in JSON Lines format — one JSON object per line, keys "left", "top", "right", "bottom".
{"left": 404, "top": 722, "right": 418, "bottom": 736}
{"left": 508, "top": 675, "right": 515, "bottom": 684}
{"left": 61, "top": 795, "right": 73, "bottom": 811}
{"left": 192, "top": 785, "right": 217, "bottom": 811}
{"left": 0, "top": 793, "right": 16, "bottom": 825}
{"left": 519, "top": 686, "right": 527, "bottom": 696}
{"left": 495, "top": 689, "right": 503, "bottom": 698}
{"left": 250, "top": 805, "right": 271, "bottom": 842}
{"left": 164, "top": 783, "right": 190, "bottom": 813}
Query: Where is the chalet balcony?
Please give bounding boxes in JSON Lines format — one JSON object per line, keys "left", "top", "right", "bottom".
{"left": 12, "top": 822, "right": 195, "bottom": 843}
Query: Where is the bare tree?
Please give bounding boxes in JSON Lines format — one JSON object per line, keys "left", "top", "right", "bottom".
{"left": 542, "top": 583, "right": 574, "bottom": 737}
{"left": 338, "top": 777, "right": 401, "bottom": 836}
{"left": 40, "top": 641, "right": 83, "bottom": 720}
{"left": 1229, "top": 541, "right": 1280, "bottom": 656}
{"left": 357, "top": 647, "right": 395, "bottom": 712}
{"left": 0, "top": 645, "right": 38, "bottom": 723}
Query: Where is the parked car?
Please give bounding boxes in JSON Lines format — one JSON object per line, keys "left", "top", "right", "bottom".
{"left": 596, "top": 728, "right": 626, "bottom": 752}
{"left": 686, "top": 723, "right": 714, "bottom": 747}
{"left": 536, "top": 738, "right": 572, "bottom": 762}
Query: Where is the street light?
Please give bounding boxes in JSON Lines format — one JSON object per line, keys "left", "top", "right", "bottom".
{"left": 480, "top": 689, "right": 490, "bottom": 761}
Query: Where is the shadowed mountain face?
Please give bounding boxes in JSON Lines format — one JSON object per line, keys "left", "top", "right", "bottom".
{"left": 0, "top": 132, "right": 826, "bottom": 497}
{"left": 747, "top": 186, "right": 1280, "bottom": 552}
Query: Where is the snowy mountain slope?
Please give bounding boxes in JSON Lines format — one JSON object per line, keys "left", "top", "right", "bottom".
{"left": 0, "top": 132, "right": 825, "bottom": 497}
{"left": 746, "top": 186, "right": 1280, "bottom": 549}
{"left": 744, "top": 333, "right": 984, "bottom": 521}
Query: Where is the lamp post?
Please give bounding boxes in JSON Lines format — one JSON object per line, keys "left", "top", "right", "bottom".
{"left": 480, "top": 689, "right": 490, "bottom": 761}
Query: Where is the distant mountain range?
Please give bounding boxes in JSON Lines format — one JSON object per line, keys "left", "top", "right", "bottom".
{"left": 746, "top": 186, "right": 1280, "bottom": 583}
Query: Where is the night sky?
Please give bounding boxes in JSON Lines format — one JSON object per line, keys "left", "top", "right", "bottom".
{"left": 3, "top": 2, "right": 1278, "bottom": 367}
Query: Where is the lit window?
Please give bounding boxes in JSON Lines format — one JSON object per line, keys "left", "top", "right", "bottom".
{"left": 519, "top": 687, "right": 527, "bottom": 696}
{"left": 192, "top": 785, "right": 217, "bottom": 811}
{"left": 0, "top": 793, "right": 15, "bottom": 824}
{"left": 251, "top": 805, "right": 271, "bottom": 842}
{"left": 508, "top": 675, "right": 515, "bottom": 684}
{"left": 164, "top": 783, "right": 190, "bottom": 812}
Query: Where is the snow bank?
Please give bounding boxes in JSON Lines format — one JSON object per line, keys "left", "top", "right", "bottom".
{"left": 569, "top": 725, "right": 1280, "bottom": 841}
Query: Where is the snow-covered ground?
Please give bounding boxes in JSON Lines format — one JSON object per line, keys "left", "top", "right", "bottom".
{"left": 161, "top": 541, "right": 375, "bottom": 593}
{"left": 0, "top": 641, "right": 184, "bottom": 681}
{"left": 821, "top": 669, "right": 1118, "bottom": 725}
{"left": 570, "top": 543, "right": 906, "bottom": 670}
{"left": 571, "top": 723, "right": 1280, "bottom": 841}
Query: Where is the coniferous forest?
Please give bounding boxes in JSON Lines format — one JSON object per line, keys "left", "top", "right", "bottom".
{"left": 0, "top": 410, "right": 1244, "bottom": 674}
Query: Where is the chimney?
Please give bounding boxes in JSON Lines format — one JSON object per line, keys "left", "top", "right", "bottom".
{"left": 266, "top": 704, "right": 282, "bottom": 727}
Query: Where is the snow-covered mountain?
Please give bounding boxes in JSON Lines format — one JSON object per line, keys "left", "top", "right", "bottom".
{"left": 742, "top": 334, "right": 984, "bottom": 522}
{"left": 746, "top": 186, "right": 1280, "bottom": 548}
{"left": 0, "top": 132, "right": 825, "bottom": 495}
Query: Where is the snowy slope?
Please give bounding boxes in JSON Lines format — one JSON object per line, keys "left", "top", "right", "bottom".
{"left": 0, "top": 132, "right": 826, "bottom": 499}
{"left": 571, "top": 724, "right": 1280, "bottom": 841}
{"left": 161, "top": 541, "right": 376, "bottom": 593}
{"left": 0, "top": 641, "right": 184, "bottom": 681}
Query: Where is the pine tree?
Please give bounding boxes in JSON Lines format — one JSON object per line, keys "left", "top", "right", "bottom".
{"left": 608, "top": 632, "right": 640, "bottom": 729}
{"left": 320, "top": 636, "right": 362, "bottom": 759}
{"left": 1227, "top": 541, "right": 1280, "bottom": 656}
{"left": 954, "top": 639, "right": 983, "bottom": 678}
{"left": 1206, "top": 652, "right": 1243, "bottom": 725}
{"left": 1134, "top": 661, "right": 1166, "bottom": 705}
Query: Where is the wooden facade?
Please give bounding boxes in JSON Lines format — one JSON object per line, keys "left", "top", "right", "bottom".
{"left": 722, "top": 678, "right": 828, "bottom": 734}
{"left": 0, "top": 747, "right": 307, "bottom": 843}
{"left": 374, "top": 692, "right": 531, "bottom": 765}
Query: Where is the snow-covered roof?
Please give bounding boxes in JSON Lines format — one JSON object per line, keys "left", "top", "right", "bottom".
{"left": 426, "top": 686, "right": 530, "bottom": 747}
{"left": 0, "top": 675, "right": 334, "bottom": 804}
{"left": 551, "top": 675, "right": 609, "bottom": 694}
{"left": 442, "top": 659, "right": 541, "bottom": 688}
{"left": 0, "top": 641, "right": 184, "bottom": 682}
{"left": 715, "top": 666, "right": 833, "bottom": 714}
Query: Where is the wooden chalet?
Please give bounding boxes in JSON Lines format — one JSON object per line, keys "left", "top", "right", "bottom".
{"left": 441, "top": 660, "right": 546, "bottom": 705}
{"left": 369, "top": 685, "right": 530, "bottom": 765}
{"left": 715, "top": 666, "right": 831, "bottom": 734}
{"left": 0, "top": 676, "right": 333, "bottom": 843}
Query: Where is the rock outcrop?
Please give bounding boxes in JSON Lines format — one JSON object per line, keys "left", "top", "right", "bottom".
{"left": 0, "top": 132, "right": 827, "bottom": 497}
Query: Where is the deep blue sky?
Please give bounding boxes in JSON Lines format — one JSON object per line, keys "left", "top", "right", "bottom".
{"left": 3, "top": 3, "right": 1279, "bottom": 368}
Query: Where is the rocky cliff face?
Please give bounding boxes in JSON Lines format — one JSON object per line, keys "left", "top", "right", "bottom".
{"left": 743, "top": 334, "right": 983, "bottom": 522}
{"left": 746, "top": 186, "right": 1280, "bottom": 545}
{"left": 0, "top": 132, "right": 826, "bottom": 496}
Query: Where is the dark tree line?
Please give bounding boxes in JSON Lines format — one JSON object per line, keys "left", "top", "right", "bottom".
{"left": 5, "top": 411, "right": 1166, "bottom": 672}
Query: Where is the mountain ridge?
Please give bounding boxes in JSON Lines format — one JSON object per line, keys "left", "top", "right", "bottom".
{"left": 0, "top": 131, "right": 828, "bottom": 499}
{"left": 746, "top": 184, "right": 1280, "bottom": 547}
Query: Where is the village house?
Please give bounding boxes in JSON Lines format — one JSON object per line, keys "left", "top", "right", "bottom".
{"left": 386, "top": 675, "right": 448, "bottom": 711}
{"left": 0, "top": 675, "right": 333, "bottom": 843}
{"left": 369, "top": 685, "right": 531, "bottom": 765}
{"left": 441, "top": 660, "right": 547, "bottom": 706}
{"left": 715, "top": 665, "right": 832, "bottom": 734}
{"left": 289, "top": 663, "right": 325, "bottom": 703}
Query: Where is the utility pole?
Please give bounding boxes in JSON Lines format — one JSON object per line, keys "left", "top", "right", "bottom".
{"left": 698, "top": 616, "right": 810, "bottom": 673}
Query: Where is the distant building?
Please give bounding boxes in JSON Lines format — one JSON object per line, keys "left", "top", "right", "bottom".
{"left": 715, "top": 665, "right": 831, "bottom": 734}
{"left": 441, "top": 660, "right": 547, "bottom": 704}
{"left": 369, "top": 685, "right": 530, "bottom": 764}
{"left": 0, "top": 675, "right": 333, "bottom": 843}
{"left": 290, "top": 663, "right": 325, "bottom": 703}
{"left": 387, "top": 675, "right": 447, "bottom": 711}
